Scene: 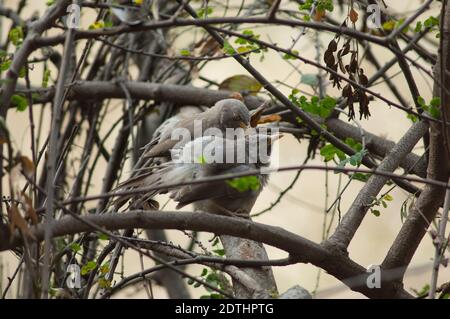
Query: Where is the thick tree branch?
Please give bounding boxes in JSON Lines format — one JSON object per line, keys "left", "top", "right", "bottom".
{"left": 328, "top": 120, "right": 429, "bottom": 249}
{"left": 0, "top": 211, "right": 412, "bottom": 298}
{"left": 382, "top": 0, "right": 450, "bottom": 281}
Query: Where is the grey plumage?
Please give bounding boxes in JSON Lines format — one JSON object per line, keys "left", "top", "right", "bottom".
{"left": 129, "top": 133, "right": 278, "bottom": 213}
{"left": 141, "top": 99, "right": 251, "bottom": 159}
{"left": 115, "top": 98, "right": 267, "bottom": 209}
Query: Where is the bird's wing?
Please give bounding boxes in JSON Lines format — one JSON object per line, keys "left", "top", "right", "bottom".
{"left": 171, "top": 164, "right": 266, "bottom": 210}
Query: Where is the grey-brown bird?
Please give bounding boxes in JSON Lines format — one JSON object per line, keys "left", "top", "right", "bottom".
{"left": 118, "top": 132, "right": 281, "bottom": 215}
{"left": 115, "top": 98, "right": 266, "bottom": 209}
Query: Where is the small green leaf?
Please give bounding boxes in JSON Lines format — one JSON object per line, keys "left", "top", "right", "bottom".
{"left": 0, "top": 60, "right": 11, "bottom": 72}
{"left": 218, "top": 75, "right": 262, "bottom": 94}
{"left": 226, "top": 176, "right": 260, "bottom": 192}
{"left": 198, "top": 155, "right": 207, "bottom": 164}
{"left": 283, "top": 50, "right": 299, "bottom": 60}
{"left": 98, "top": 232, "right": 109, "bottom": 240}
{"left": 179, "top": 49, "right": 190, "bottom": 56}
{"left": 407, "top": 113, "right": 418, "bottom": 123}
{"left": 98, "top": 278, "right": 111, "bottom": 289}
{"left": 81, "top": 261, "right": 97, "bottom": 275}
{"left": 70, "top": 243, "right": 81, "bottom": 253}
{"left": 414, "top": 21, "right": 422, "bottom": 33}
{"left": 371, "top": 209, "right": 381, "bottom": 217}
{"left": 222, "top": 41, "right": 236, "bottom": 55}
{"left": 11, "top": 94, "right": 28, "bottom": 111}
{"left": 9, "top": 26, "right": 23, "bottom": 46}
{"left": 352, "top": 173, "right": 370, "bottom": 183}
{"left": 417, "top": 96, "right": 427, "bottom": 108}
{"left": 382, "top": 20, "right": 396, "bottom": 31}
{"left": 213, "top": 249, "right": 225, "bottom": 256}
{"left": 197, "top": 7, "right": 213, "bottom": 18}
{"left": 99, "top": 263, "right": 110, "bottom": 275}
{"left": 42, "top": 69, "right": 51, "bottom": 88}
{"left": 430, "top": 97, "right": 441, "bottom": 108}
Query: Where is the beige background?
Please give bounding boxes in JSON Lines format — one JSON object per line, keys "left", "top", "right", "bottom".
{"left": 0, "top": 0, "right": 448, "bottom": 298}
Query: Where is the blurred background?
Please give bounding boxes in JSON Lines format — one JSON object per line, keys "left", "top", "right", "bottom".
{"left": 0, "top": 0, "right": 448, "bottom": 298}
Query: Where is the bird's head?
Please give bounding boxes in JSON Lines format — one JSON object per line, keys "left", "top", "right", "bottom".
{"left": 213, "top": 99, "right": 251, "bottom": 130}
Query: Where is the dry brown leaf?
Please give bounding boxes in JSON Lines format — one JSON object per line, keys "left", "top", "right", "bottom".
{"left": 314, "top": 9, "right": 326, "bottom": 22}
{"left": 7, "top": 204, "right": 35, "bottom": 240}
{"left": 349, "top": 8, "right": 359, "bottom": 23}
{"left": 19, "top": 155, "right": 35, "bottom": 177}
{"left": 257, "top": 114, "right": 282, "bottom": 124}
{"left": 21, "top": 192, "right": 38, "bottom": 225}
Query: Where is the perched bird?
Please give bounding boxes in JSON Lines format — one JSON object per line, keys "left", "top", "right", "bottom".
{"left": 117, "top": 132, "right": 282, "bottom": 215}
{"left": 140, "top": 99, "right": 263, "bottom": 159}
{"left": 115, "top": 98, "right": 267, "bottom": 209}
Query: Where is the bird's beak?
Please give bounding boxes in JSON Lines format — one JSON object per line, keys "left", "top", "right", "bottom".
{"left": 268, "top": 133, "right": 284, "bottom": 144}
{"left": 240, "top": 122, "right": 249, "bottom": 130}
{"left": 250, "top": 101, "right": 270, "bottom": 127}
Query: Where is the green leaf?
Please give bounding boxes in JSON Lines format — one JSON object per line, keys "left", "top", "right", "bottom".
{"left": 218, "top": 75, "right": 262, "bottom": 94}
{"left": 98, "top": 232, "right": 109, "bottom": 240}
{"left": 81, "top": 261, "right": 97, "bottom": 275}
{"left": 213, "top": 249, "right": 225, "bottom": 256}
{"left": 407, "top": 113, "right": 419, "bottom": 123}
{"left": 100, "top": 263, "right": 110, "bottom": 275}
{"left": 283, "top": 50, "right": 299, "bottom": 60}
{"left": 42, "top": 69, "right": 51, "bottom": 88}
{"left": 11, "top": 94, "right": 28, "bottom": 112}
{"left": 417, "top": 96, "right": 427, "bottom": 108}
{"left": 179, "top": 49, "right": 190, "bottom": 56}
{"left": 70, "top": 243, "right": 81, "bottom": 253}
{"left": 226, "top": 176, "right": 260, "bottom": 192}
{"left": 424, "top": 16, "right": 439, "bottom": 28}
{"left": 197, "top": 7, "right": 213, "bottom": 18}
{"left": 89, "top": 21, "right": 105, "bottom": 30}
{"left": 320, "top": 144, "right": 338, "bottom": 162}
{"left": 98, "top": 278, "right": 111, "bottom": 289}
{"left": 430, "top": 97, "right": 441, "bottom": 108}
{"left": 320, "top": 143, "right": 347, "bottom": 163}
{"left": 193, "top": 281, "right": 202, "bottom": 288}
{"left": 222, "top": 41, "right": 235, "bottom": 55}
{"left": 0, "top": 60, "right": 11, "bottom": 72}
{"left": 414, "top": 21, "right": 422, "bottom": 33}
{"left": 352, "top": 173, "right": 370, "bottom": 183}
{"left": 382, "top": 20, "right": 396, "bottom": 31}
{"left": 371, "top": 209, "right": 381, "bottom": 217}
{"left": 18, "top": 66, "right": 26, "bottom": 78}
{"left": 9, "top": 26, "right": 23, "bottom": 47}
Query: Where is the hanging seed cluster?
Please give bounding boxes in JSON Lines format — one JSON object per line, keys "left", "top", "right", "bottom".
{"left": 324, "top": 23, "right": 371, "bottom": 121}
